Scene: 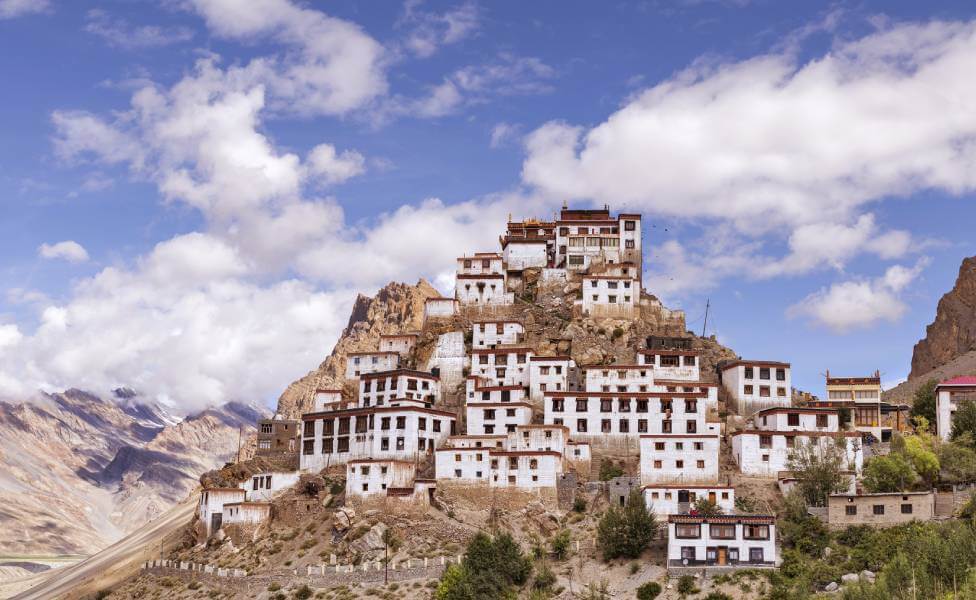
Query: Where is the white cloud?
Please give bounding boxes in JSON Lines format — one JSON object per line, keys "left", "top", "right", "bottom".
{"left": 0, "top": 0, "right": 49, "bottom": 19}
{"left": 306, "top": 144, "right": 366, "bottom": 185}
{"left": 84, "top": 9, "right": 195, "bottom": 49}
{"left": 523, "top": 19, "right": 976, "bottom": 291}
{"left": 0, "top": 324, "right": 22, "bottom": 349}
{"left": 38, "top": 241, "right": 90, "bottom": 263}
{"left": 186, "top": 0, "right": 387, "bottom": 116}
{"left": 787, "top": 260, "right": 929, "bottom": 333}
{"left": 490, "top": 122, "right": 521, "bottom": 148}
{"left": 400, "top": 0, "right": 479, "bottom": 58}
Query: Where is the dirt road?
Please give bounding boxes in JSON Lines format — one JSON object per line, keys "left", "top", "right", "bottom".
{"left": 8, "top": 498, "right": 196, "bottom": 600}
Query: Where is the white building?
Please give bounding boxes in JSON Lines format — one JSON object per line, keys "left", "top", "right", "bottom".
{"left": 471, "top": 347, "right": 533, "bottom": 387}
{"left": 465, "top": 400, "right": 533, "bottom": 435}
{"left": 580, "top": 275, "right": 638, "bottom": 318}
{"left": 528, "top": 356, "right": 577, "bottom": 403}
{"left": 720, "top": 360, "right": 792, "bottom": 416}
{"left": 466, "top": 376, "right": 527, "bottom": 404}
{"left": 424, "top": 331, "right": 468, "bottom": 390}
{"left": 198, "top": 488, "right": 246, "bottom": 537}
{"left": 313, "top": 389, "right": 351, "bottom": 412}
{"left": 300, "top": 406, "right": 457, "bottom": 471}
{"left": 502, "top": 237, "right": 549, "bottom": 271}
{"left": 359, "top": 369, "right": 440, "bottom": 407}
{"left": 435, "top": 447, "right": 563, "bottom": 490}
{"left": 379, "top": 333, "right": 419, "bottom": 356}
{"left": 936, "top": 377, "right": 976, "bottom": 440}
{"left": 345, "top": 351, "right": 400, "bottom": 379}
{"left": 582, "top": 365, "right": 655, "bottom": 393}
{"left": 553, "top": 208, "right": 642, "bottom": 273}
{"left": 667, "top": 515, "right": 777, "bottom": 569}
{"left": 643, "top": 485, "right": 735, "bottom": 516}
{"left": 638, "top": 349, "right": 700, "bottom": 382}
{"left": 472, "top": 320, "right": 524, "bottom": 349}
{"left": 424, "top": 297, "right": 458, "bottom": 321}
{"left": 345, "top": 459, "right": 416, "bottom": 499}
{"left": 544, "top": 390, "right": 715, "bottom": 440}
{"left": 222, "top": 502, "right": 271, "bottom": 529}
{"left": 730, "top": 407, "right": 863, "bottom": 477}
{"left": 639, "top": 434, "right": 721, "bottom": 484}
{"left": 241, "top": 471, "right": 300, "bottom": 502}
{"left": 457, "top": 253, "right": 505, "bottom": 276}
{"left": 456, "top": 253, "right": 512, "bottom": 306}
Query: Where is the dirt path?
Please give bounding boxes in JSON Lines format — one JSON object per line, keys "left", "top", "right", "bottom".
{"left": 9, "top": 497, "right": 197, "bottom": 600}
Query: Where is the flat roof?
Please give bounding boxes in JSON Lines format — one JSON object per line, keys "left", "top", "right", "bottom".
{"left": 721, "top": 360, "right": 791, "bottom": 370}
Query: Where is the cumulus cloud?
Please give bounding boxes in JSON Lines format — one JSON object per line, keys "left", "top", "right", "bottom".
{"left": 38, "top": 241, "right": 90, "bottom": 263}
{"left": 306, "top": 144, "right": 366, "bottom": 185}
{"left": 400, "top": 0, "right": 479, "bottom": 58}
{"left": 787, "top": 260, "right": 929, "bottom": 333}
{"left": 0, "top": 0, "right": 49, "bottom": 19}
{"left": 84, "top": 9, "right": 195, "bottom": 49}
{"left": 523, "top": 19, "right": 976, "bottom": 292}
{"left": 185, "top": 0, "right": 387, "bottom": 116}
{"left": 490, "top": 122, "right": 522, "bottom": 148}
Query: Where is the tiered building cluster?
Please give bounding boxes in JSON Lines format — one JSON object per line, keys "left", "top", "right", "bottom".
{"left": 197, "top": 205, "right": 935, "bottom": 570}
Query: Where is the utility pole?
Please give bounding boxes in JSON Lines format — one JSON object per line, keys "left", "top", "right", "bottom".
{"left": 701, "top": 299, "right": 710, "bottom": 338}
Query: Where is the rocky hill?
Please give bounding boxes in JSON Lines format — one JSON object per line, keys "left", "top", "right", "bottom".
{"left": 0, "top": 390, "right": 267, "bottom": 555}
{"left": 911, "top": 256, "right": 976, "bottom": 378}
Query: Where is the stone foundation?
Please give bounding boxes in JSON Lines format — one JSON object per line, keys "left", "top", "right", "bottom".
{"left": 437, "top": 482, "right": 558, "bottom": 510}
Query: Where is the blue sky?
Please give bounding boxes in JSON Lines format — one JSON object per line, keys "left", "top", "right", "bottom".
{"left": 1, "top": 0, "right": 975, "bottom": 412}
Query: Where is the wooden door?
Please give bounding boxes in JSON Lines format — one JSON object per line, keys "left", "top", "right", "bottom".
{"left": 717, "top": 547, "right": 727, "bottom": 566}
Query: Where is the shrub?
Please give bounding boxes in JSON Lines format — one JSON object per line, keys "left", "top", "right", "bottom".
{"left": 293, "top": 585, "right": 313, "bottom": 600}
{"left": 597, "top": 490, "right": 657, "bottom": 560}
{"left": 676, "top": 575, "right": 698, "bottom": 596}
{"left": 703, "top": 593, "right": 732, "bottom": 600}
{"left": 434, "top": 532, "right": 532, "bottom": 599}
{"left": 599, "top": 460, "right": 624, "bottom": 481}
{"left": 573, "top": 497, "right": 587, "bottom": 513}
{"left": 612, "top": 327, "right": 624, "bottom": 340}
{"left": 533, "top": 563, "right": 556, "bottom": 590}
{"left": 551, "top": 530, "right": 571, "bottom": 560}
{"left": 636, "top": 581, "right": 661, "bottom": 599}
{"left": 629, "top": 561, "right": 639, "bottom": 575}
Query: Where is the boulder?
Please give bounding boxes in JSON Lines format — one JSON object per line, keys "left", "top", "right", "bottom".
{"left": 860, "top": 570, "right": 876, "bottom": 581}
{"left": 333, "top": 507, "right": 356, "bottom": 532}
{"left": 824, "top": 582, "right": 839, "bottom": 592}
{"left": 349, "top": 522, "right": 388, "bottom": 554}
{"left": 841, "top": 573, "right": 859, "bottom": 584}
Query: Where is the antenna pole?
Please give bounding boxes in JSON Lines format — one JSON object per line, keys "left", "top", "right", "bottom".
{"left": 701, "top": 299, "right": 710, "bottom": 338}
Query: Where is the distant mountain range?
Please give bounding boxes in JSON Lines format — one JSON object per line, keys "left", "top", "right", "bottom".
{"left": 0, "top": 389, "right": 267, "bottom": 555}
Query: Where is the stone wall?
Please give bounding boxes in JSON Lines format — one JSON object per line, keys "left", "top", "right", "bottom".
{"left": 437, "top": 482, "right": 558, "bottom": 510}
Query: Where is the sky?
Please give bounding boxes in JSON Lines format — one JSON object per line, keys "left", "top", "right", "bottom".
{"left": 1, "top": 0, "right": 975, "bottom": 413}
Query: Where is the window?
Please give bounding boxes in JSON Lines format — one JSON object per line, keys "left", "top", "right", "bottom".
{"left": 662, "top": 420, "right": 672, "bottom": 433}
{"left": 694, "top": 442, "right": 703, "bottom": 451}
{"left": 749, "top": 548, "right": 764, "bottom": 563}
{"left": 381, "top": 417, "right": 390, "bottom": 431}
{"left": 816, "top": 414, "right": 828, "bottom": 428}
{"left": 637, "top": 419, "right": 648, "bottom": 432}
{"left": 776, "top": 368, "right": 786, "bottom": 381}
{"left": 660, "top": 355, "right": 679, "bottom": 367}
{"left": 787, "top": 413, "right": 799, "bottom": 427}
{"left": 600, "top": 399, "right": 612, "bottom": 412}
{"left": 743, "top": 524, "right": 770, "bottom": 540}
{"left": 619, "top": 399, "right": 631, "bottom": 412}
{"left": 685, "top": 399, "right": 697, "bottom": 412}
{"left": 676, "top": 460, "right": 684, "bottom": 469}
{"left": 654, "top": 460, "right": 662, "bottom": 469}
{"left": 759, "top": 386, "right": 770, "bottom": 398}
{"left": 302, "top": 421, "right": 314, "bottom": 437}
{"left": 624, "top": 220, "right": 636, "bottom": 231}
{"left": 625, "top": 239, "right": 635, "bottom": 249}
{"left": 302, "top": 440, "right": 315, "bottom": 455}
{"left": 322, "top": 438, "right": 334, "bottom": 454}
{"left": 686, "top": 420, "right": 697, "bottom": 434}
{"left": 577, "top": 419, "right": 587, "bottom": 433}
{"left": 744, "top": 367, "right": 754, "bottom": 379}
{"left": 619, "top": 420, "right": 629, "bottom": 433}
{"left": 697, "top": 460, "right": 705, "bottom": 469}
{"left": 777, "top": 387, "right": 787, "bottom": 397}
{"left": 901, "top": 504, "right": 913, "bottom": 514}
{"left": 576, "top": 399, "right": 588, "bottom": 411}
{"left": 759, "top": 435, "right": 772, "bottom": 449}
{"left": 655, "top": 442, "right": 665, "bottom": 451}
{"left": 396, "top": 416, "right": 406, "bottom": 429}
{"left": 601, "top": 419, "right": 611, "bottom": 433}
{"left": 637, "top": 400, "right": 648, "bottom": 413}
{"left": 433, "top": 420, "right": 442, "bottom": 433}
{"left": 674, "top": 523, "right": 701, "bottom": 539}
{"left": 759, "top": 368, "right": 770, "bottom": 380}
{"left": 681, "top": 546, "right": 696, "bottom": 560}
{"left": 551, "top": 399, "right": 564, "bottom": 412}
{"left": 710, "top": 524, "right": 736, "bottom": 539}
{"left": 744, "top": 385, "right": 754, "bottom": 395}
{"left": 337, "top": 437, "right": 349, "bottom": 453}
{"left": 873, "top": 505, "right": 885, "bottom": 515}
{"left": 846, "top": 505, "right": 857, "bottom": 516}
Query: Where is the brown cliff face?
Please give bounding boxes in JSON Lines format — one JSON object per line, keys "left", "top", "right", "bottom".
{"left": 910, "top": 256, "right": 976, "bottom": 378}
{"left": 275, "top": 279, "right": 440, "bottom": 418}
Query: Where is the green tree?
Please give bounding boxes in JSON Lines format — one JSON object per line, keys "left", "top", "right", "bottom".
{"left": 785, "top": 437, "right": 850, "bottom": 506}
{"left": 903, "top": 435, "right": 940, "bottom": 486}
{"left": 599, "top": 460, "right": 625, "bottom": 481}
{"left": 434, "top": 532, "right": 532, "bottom": 599}
{"left": 779, "top": 491, "right": 830, "bottom": 557}
{"left": 863, "top": 453, "right": 918, "bottom": 493}
{"left": 938, "top": 437, "right": 976, "bottom": 483}
{"left": 910, "top": 379, "right": 938, "bottom": 430}
{"left": 597, "top": 490, "right": 657, "bottom": 560}
{"left": 550, "top": 529, "right": 571, "bottom": 560}
{"left": 952, "top": 399, "right": 976, "bottom": 445}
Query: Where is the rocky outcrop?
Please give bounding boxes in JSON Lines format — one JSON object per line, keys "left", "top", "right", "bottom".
{"left": 911, "top": 256, "right": 976, "bottom": 378}
{"left": 275, "top": 279, "right": 440, "bottom": 418}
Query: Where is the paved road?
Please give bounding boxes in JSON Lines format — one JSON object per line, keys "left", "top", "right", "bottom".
{"left": 10, "top": 498, "right": 196, "bottom": 600}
